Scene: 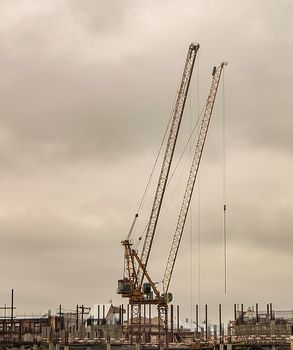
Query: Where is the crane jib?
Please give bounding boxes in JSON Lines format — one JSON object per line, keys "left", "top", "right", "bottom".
{"left": 117, "top": 45, "right": 228, "bottom": 349}
{"left": 137, "top": 43, "right": 200, "bottom": 288}
{"left": 162, "top": 62, "right": 227, "bottom": 298}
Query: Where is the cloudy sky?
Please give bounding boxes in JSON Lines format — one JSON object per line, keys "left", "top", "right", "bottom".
{"left": 0, "top": 0, "right": 293, "bottom": 324}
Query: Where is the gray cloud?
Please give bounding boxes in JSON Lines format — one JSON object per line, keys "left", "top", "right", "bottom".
{"left": 0, "top": 0, "right": 293, "bottom": 322}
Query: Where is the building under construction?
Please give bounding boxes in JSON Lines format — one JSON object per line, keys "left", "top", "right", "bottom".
{"left": 228, "top": 304, "right": 293, "bottom": 343}
{"left": 0, "top": 303, "right": 123, "bottom": 343}
{"left": 1, "top": 299, "right": 293, "bottom": 349}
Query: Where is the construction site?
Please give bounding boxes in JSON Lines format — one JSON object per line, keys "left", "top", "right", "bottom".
{"left": 1, "top": 42, "right": 293, "bottom": 350}
{"left": 1, "top": 289, "right": 293, "bottom": 350}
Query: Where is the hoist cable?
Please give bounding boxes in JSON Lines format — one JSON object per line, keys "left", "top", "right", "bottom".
{"left": 136, "top": 114, "right": 173, "bottom": 216}
{"left": 189, "top": 74, "right": 194, "bottom": 324}
{"left": 155, "top": 105, "right": 208, "bottom": 236}
{"left": 136, "top": 98, "right": 205, "bottom": 247}
{"left": 196, "top": 54, "right": 201, "bottom": 312}
{"left": 156, "top": 147, "right": 191, "bottom": 234}
{"left": 137, "top": 114, "right": 202, "bottom": 250}
{"left": 134, "top": 80, "right": 183, "bottom": 245}
{"left": 166, "top": 101, "right": 206, "bottom": 188}
{"left": 222, "top": 67, "right": 228, "bottom": 294}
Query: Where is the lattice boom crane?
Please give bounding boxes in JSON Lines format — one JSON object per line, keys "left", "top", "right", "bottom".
{"left": 118, "top": 43, "right": 200, "bottom": 300}
{"left": 117, "top": 43, "right": 227, "bottom": 349}
{"left": 137, "top": 43, "right": 200, "bottom": 289}
{"left": 162, "top": 62, "right": 227, "bottom": 299}
{"left": 156, "top": 62, "right": 227, "bottom": 349}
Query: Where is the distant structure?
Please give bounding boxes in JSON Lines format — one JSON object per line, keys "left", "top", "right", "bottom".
{"left": 229, "top": 304, "right": 293, "bottom": 340}
{"left": 85, "top": 303, "right": 124, "bottom": 340}
{"left": 1, "top": 295, "right": 293, "bottom": 348}
{"left": 0, "top": 303, "right": 123, "bottom": 343}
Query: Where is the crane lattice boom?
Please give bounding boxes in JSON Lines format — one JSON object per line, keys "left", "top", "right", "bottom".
{"left": 116, "top": 43, "right": 228, "bottom": 350}
{"left": 162, "top": 62, "right": 227, "bottom": 296}
{"left": 137, "top": 43, "right": 200, "bottom": 287}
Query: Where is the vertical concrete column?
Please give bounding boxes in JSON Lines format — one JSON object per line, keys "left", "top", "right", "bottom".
{"left": 98, "top": 305, "right": 100, "bottom": 325}
{"left": 227, "top": 343, "right": 233, "bottom": 350}
{"left": 127, "top": 304, "right": 130, "bottom": 342}
{"left": 33, "top": 344, "right": 38, "bottom": 350}
{"left": 148, "top": 304, "right": 152, "bottom": 343}
{"left": 205, "top": 304, "right": 208, "bottom": 341}
{"left": 220, "top": 343, "right": 224, "bottom": 350}
{"left": 219, "top": 304, "right": 222, "bottom": 344}
{"left": 76, "top": 304, "right": 79, "bottom": 332}
{"left": 49, "top": 342, "right": 54, "bottom": 350}
{"left": 195, "top": 305, "right": 199, "bottom": 339}
{"left": 55, "top": 343, "right": 60, "bottom": 350}
{"left": 170, "top": 304, "right": 174, "bottom": 343}
{"left": 107, "top": 342, "right": 111, "bottom": 350}
{"left": 157, "top": 307, "right": 161, "bottom": 346}
{"left": 143, "top": 304, "right": 146, "bottom": 344}
{"left": 64, "top": 346, "right": 69, "bottom": 350}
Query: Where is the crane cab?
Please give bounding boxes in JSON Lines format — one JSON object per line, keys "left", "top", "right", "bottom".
{"left": 117, "top": 278, "right": 131, "bottom": 296}
{"left": 157, "top": 292, "right": 173, "bottom": 304}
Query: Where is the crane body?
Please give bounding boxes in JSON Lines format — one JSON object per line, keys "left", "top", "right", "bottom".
{"left": 117, "top": 43, "right": 227, "bottom": 349}
{"left": 118, "top": 43, "right": 199, "bottom": 301}
{"left": 162, "top": 62, "right": 227, "bottom": 298}
{"left": 155, "top": 62, "right": 226, "bottom": 348}
{"left": 137, "top": 43, "right": 200, "bottom": 289}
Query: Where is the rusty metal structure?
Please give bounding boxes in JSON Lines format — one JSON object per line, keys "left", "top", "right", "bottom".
{"left": 118, "top": 42, "right": 199, "bottom": 345}
{"left": 229, "top": 303, "right": 293, "bottom": 342}
{"left": 2, "top": 296, "right": 292, "bottom": 349}
{"left": 117, "top": 43, "right": 227, "bottom": 349}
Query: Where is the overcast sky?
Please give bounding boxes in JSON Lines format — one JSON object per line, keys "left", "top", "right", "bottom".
{"left": 1, "top": 0, "right": 293, "bottom": 324}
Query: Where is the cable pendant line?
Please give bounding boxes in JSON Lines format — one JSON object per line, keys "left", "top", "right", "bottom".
{"left": 153, "top": 105, "right": 207, "bottom": 239}
{"left": 197, "top": 52, "right": 201, "bottom": 313}
{"left": 136, "top": 97, "right": 177, "bottom": 217}
{"left": 137, "top": 43, "right": 200, "bottom": 288}
{"left": 162, "top": 62, "right": 227, "bottom": 297}
{"left": 133, "top": 45, "right": 200, "bottom": 249}
{"left": 136, "top": 69, "right": 205, "bottom": 250}
{"left": 128, "top": 59, "right": 185, "bottom": 245}
{"left": 123, "top": 91, "right": 179, "bottom": 278}
{"left": 156, "top": 55, "right": 203, "bottom": 308}
{"left": 131, "top": 110, "right": 174, "bottom": 239}
{"left": 130, "top": 116, "right": 172, "bottom": 245}
{"left": 197, "top": 173, "right": 201, "bottom": 312}
{"left": 222, "top": 67, "right": 228, "bottom": 294}
{"left": 134, "top": 101, "right": 185, "bottom": 249}
{"left": 189, "top": 73, "right": 194, "bottom": 324}
{"left": 166, "top": 101, "right": 206, "bottom": 188}
{"left": 156, "top": 146, "right": 192, "bottom": 237}
{"left": 224, "top": 204, "right": 227, "bottom": 294}
{"left": 144, "top": 109, "right": 203, "bottom": 242}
